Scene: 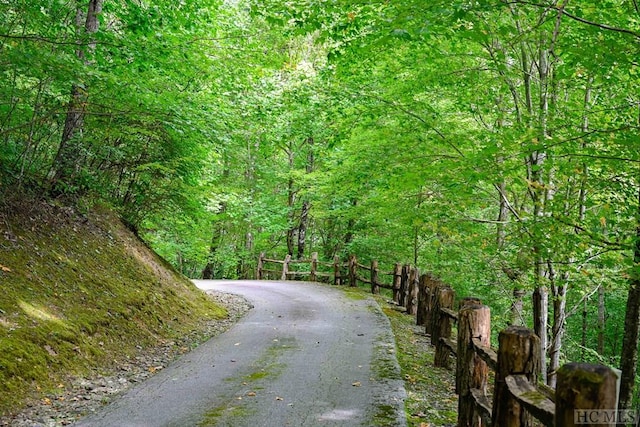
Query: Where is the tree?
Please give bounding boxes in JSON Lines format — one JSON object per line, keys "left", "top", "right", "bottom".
{"left": 50, "top": 0, "right": 103, "bottom": 193}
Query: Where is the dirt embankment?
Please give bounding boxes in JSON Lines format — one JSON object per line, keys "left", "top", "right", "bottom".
{"left": 0, "top": 195, "right": 227, "bottom": 418}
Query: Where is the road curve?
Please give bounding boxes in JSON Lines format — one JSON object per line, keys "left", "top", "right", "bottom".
{"left": 73, "top": 280, "right": 407, "bottom": 427}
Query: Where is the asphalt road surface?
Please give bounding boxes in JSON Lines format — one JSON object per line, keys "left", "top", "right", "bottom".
{"left": 73, "top": 280, "right": 407, "bottom": 427}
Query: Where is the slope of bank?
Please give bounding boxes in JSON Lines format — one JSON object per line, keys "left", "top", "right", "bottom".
{"left": 0, "top": 195, "right": 226, "bottom": 416}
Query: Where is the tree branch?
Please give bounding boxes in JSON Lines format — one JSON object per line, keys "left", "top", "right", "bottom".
{"left": 493, "top": 183, "right": 523, "bottom": 221}
{"left": 552, "top": 214, "right": 629, "bottom": 250}
{"left": 360, "top": 92, "right": 466, "bottom": 158}
{"left": 0, "top": 33, "right": 121, "bottom": 47}
{"left": 503, "top": 0, "right": 640, "bottom": 39}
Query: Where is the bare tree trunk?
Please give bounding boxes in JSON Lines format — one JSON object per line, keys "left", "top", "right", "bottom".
{"left": 296, "top": 137, "right": 314, "bottom": 259}
{"left": 286, "top": 145, "right": 296, "bottom": 256}
{"left": 597, "top": 284, "right": 605, "bottom": 355}
{"left": 511, "top": 288, "right": 526, "bottom": 326}
{"left": 581, "top": 298, "right": 588, "bottom": 362}
{"left": 297, "top": 200, "right": 310, "bottom": 259}
{"left": 497, "top": 179, "right": 508, "bottom": 248}
{"left": 344, "top": 199, "right": 357, "bottom": 246}
{"left": 531, "top": 145, "right": 549, "bottom": 384}
{"left": 202, "top": 203, "right": 227, "bottom": 279}
{"left": 532, "top": 279, "right": 549, "bottom": 384}
{"left": 508, "top": 2, "right": 552, "bottom": 384}
{"left": 50, "top": 0, "right": 103, "bottom": 191}
{"left": 237, "top": 232, "right": 254, "bottom": 279}
{"left": 618, "top": 185, "right": 640, "bottom": 412}
{"left": 547, "top": 261, "right": 567, "bottom": 388}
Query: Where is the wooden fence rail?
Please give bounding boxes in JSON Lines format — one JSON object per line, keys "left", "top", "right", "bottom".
{"left": 423, "top": 277, "right": 620, "bottom": 427}
{"left": 256, "top": 253, "right": 621, "bottom": 427}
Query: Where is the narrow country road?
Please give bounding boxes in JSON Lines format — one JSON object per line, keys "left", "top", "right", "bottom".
{"left": 73, "top": 280, "right": 407, "bottom": 427}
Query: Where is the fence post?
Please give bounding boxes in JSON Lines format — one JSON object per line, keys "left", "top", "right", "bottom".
{"left": 399, "top": 264, "right": 409, "bottom": 307}
{"left": 433, "top": 286, "right": 455, "bottom": 368}
{"left": 370, "top": 260, "right": 380, "bottom": 294}
{"left": 555, "top": 363, "right": 619, "bottom": 427}
{"left": 425, "top": 275, "right": 442, "bottom": 335}
{"left": 491, "top": 326, "right": 540, "bottom": 427}
{"left": 417, "top": 274, "right": 429, "bottom": 326}
{"left": 457, "top": 303, "right": 491, "bottom": 427}
{"left": 281, "top": 254, "right": 291, "bottom": 281}
{"left": 406, "top": 267, "right": 419, "bottom": 315}
{"left": 348, "top": 254, "right": 357, "bottom": 287}
{"left": 392, "top": 263, "right": 402, "bottom": 304}
{"left": 257, "top": 252, "right": 265, "bottom": 280}
{"left": 333, "top": 256, "right": 342, "bottom": 285}
{"left": 310, "top": 252, "right": 318, "bottom": 282}
{"left": 459, "top": 297, "right": 482, "bottom": 309}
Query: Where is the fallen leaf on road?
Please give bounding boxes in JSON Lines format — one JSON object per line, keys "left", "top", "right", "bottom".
{"left": 275, "top": 396, "right": 284, "bottom": 401}
{"left": 246, "top": 391, "right": 256, "bottom": 397}
{"left": 0, "top": 264, "right": 11, "bottom": 272}
{"left": 352, "top": 381, "right": 361, "bottom": 387}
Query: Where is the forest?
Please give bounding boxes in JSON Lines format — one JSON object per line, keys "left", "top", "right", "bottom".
{"left": 1, "top": 0, "right": 639, "bottom": 412}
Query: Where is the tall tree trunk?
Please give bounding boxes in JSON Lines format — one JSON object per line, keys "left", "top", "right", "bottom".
{"left": 618, "top": 185, "right": 640, "bottom": 412}
{"left": 508, "top": 1, "right": 550, "bottom": 383}
{"left": 597, "top": 284, "right": 605, "bottom": 355}
{"left": 286, "top": 145, "right": 296, "bottom": 256}
{"left": 547, "top": 261, "right": 567, "bottom": 388}
{"left": 236, "top": 232, "right": 254, "bottom": 279}
{"left": 50, "top": 0, "right": 103, "bottom": 191}
{"left": 344, "top": 199, "right": 357, "bottom": 246}
{"left": 244, "top": 139, "right": 258, "bottom": 277}
{"left": 297, "top": 200, "right": 310, "bottom": 259}
{"left": 511, "top": 288, "right": 526, "bottom": 326}
{"left": 497, "top": 179, "right": 508, "bottom": 248}
{"left": 296, "top": 137, "right": 314, "bottom": 259}
{"left": 581, "top": 298, "right": 588, "bottom": 361}
{"left": 532, "top": 272, "right": 549, "bottom": 384}
{"left": 413, "top": 189, "right": 424, "bottom": 265}
{"left": 202, "top": 203, "right": 227, "bottom": 280}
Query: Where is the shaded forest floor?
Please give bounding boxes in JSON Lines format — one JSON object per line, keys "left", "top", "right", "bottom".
{"left": 374, "top": 294, "right": 458, "bottom": 427}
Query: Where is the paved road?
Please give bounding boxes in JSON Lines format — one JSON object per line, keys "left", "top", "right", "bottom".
{"left": 73, "top": 280, "right": 407, "bottom": 427}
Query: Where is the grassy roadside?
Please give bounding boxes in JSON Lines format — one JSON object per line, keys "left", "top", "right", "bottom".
{"left": 0, "top": 196, "right": 226, "bottom": 415}
{"left": 378, "top": 298, "right": 458, "bottom": 427}
{"left": 338, "top": 284, "right": 458, "bottom": 426}
{"left": 337, "top": 284, "right": 454, "bottom": 427}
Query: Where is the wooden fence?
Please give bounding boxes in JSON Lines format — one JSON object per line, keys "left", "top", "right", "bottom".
{"left": 256, "top": 253, "right": 623, "bottom": 427}
{"left": 257, "top": 253, "right": 415, "bottom": 305}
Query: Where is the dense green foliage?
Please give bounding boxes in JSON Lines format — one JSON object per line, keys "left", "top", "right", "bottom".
{"left": 1, "top": 0, "right": 638, "bottom": 408}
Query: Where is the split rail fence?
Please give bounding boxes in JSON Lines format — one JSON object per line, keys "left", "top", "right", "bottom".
{"left": 257, "top": 253, "right": 624, "bottom": 427}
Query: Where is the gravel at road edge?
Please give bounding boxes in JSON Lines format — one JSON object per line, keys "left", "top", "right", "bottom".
{"left": 0, "top": 291, "right": 253, "bottom": 427}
